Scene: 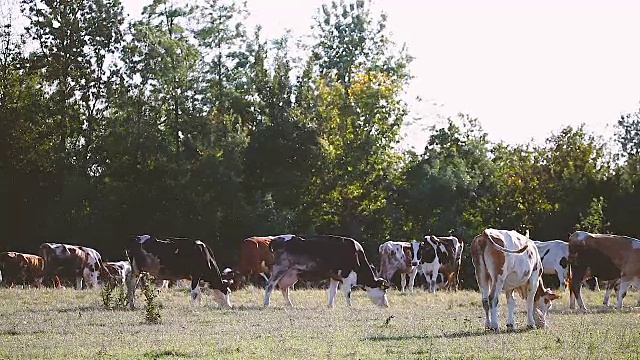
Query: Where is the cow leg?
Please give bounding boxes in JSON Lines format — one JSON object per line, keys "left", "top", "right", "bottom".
{"left": 341, "top": 271, "right": 358, "bottom": 306}
{"left": 505, "top": 290, "right": 516, "bottom": 330}
{"left": 487, "top": 277, "right": 504, "bottom": 331}
{"left": 126, "top": 270, "right": 140, "bottom": 310}
{"left": 75, "top": 276, "right": 83, "bottom": 290}
{"left": 408, "top": 266, "right": 418, "bottom": 293}
{"left": 190, "top": 278, "right": 203, "bottom": 306}
{"left": 556, "top": 266, "right": 567, "bottom": 292}
{"left": 399, "top": 273, "right": 407, "bottom": 293}
{"left": 327, "top": 279, "right": 339, "bottom": 308}
{"left": 616, "top": 279, "right": 632, "bottom": 310}
{"left": 602, "top": 281, "right": 615, "bottom": 306}
{"left": 473, "top": 257, "right": 492, "bottom": 329}
{"left": 525, "top": 277, "right": 538, "bottom": 329}
{"left": 259, "top": 273, "right": 269, "bottom": 282}
{"left": 569, "top": 277, "right": 587, "bottom": 311}
{"left": 263, "top": 269, "right": 290, "bottom": 307}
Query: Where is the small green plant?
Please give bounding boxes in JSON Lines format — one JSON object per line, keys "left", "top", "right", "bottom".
{"left": 100, "top": 281, "right": 115, "bottom": 309}
{"left": 141, "top": 274, "right": 161, "bottom": 324}
{"left": 101, "top": 281, "right": 129, "bottom": 310}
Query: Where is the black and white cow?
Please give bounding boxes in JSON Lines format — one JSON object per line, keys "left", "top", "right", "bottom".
{"left": 263, "top": 235, "right": 389, "bottom": 308}
{"left": 533, "top": 240, "right": 569, "bottom": 291}
{"left": 124, "top": 235, "right": 232, "bottom": 309}
{"left": 411, "top": 236, "right": 463, "bottom": 292}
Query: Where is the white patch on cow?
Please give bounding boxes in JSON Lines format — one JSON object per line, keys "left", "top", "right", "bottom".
{"left": 271, "top": 234, "right": 295, "bottom": 241}
{"left": 365, "top": 286, "right": 389, "bottom": 308}
{"left": 138, "top": 235, "right": 151, "bottom": 243}
{"left": 410, "top": 241, "right": 420, "bottom": 266}
{"left": 222, "top": 267, "right": 233, "bottom": 276}
{"left": 573, "top": 231, "right": 589, "bottom": 243}
{"left": 174, "top": 249, "right": 179, "bottom": 254}
{"left": 631, "top": 239, "right": 640, "bottom": 249}
{"left": 194, "top": 240, "right": 205, "bottom": 246}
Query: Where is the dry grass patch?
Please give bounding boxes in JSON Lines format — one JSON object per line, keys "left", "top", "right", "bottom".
{"left": 0, "top": 286, "right": 638, "bottom": 359}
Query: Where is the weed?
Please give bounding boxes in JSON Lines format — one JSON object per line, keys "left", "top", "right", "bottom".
{"left": 141, "top": 273, "right": 161, "bottom": 324}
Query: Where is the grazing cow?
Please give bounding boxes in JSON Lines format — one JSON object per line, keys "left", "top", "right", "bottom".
{"left": 103, "top": 261, "right": 132, "bottom": 287}
{"left": 411, "top": 236, "right": 463, "bottom": 292}
{"left": 378, "top": 241, "right": 418, "bottom": 293}
{"left": 264, "top": 235, "right": 389, "bottom": 308}
{"left": 533, "top": 240, "right": 570, "bottom": 291}
{"left": 39, "top": 243, "right": 106, "bottom": 289}
{"left": 568, "top": 231, "right": 640, "bottom": 310}
{"left": 124, "top": 235, "right": 232, "bottom": 309}
{"left": 234, "top": 235, "right": 295, "bottom": 286}
{"left": 0, "top": 252, "right": 44, "bottom": 287}
{"left": 471, "top": 229, "right": 558, "bottom": 330}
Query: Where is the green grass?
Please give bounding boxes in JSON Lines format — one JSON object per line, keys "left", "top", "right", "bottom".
{"left": 0, "top": 286, "right": 639, "bottom": 359}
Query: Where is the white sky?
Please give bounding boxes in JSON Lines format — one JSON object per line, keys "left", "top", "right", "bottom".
{"left": 118, "top": 1, "right": 640, "bottom": 149}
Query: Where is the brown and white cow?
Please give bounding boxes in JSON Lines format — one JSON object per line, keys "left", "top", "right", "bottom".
{"left": 124, "top": 235, "right": 232, "bottom": 309}
{"left": 411, "top": 236, "right": 464, "bottom": 292}
{"left": 264, "top": 235, "right": 389, "bottom": 308}
{"left": 0, "top": 252, "right": 44, "bottom": 287}
{"left": 471, "top": 229, "right": 558, "bottom": 331}
{"left": 39, "top": 243, "right": 106, "bottom": 289}
{"left": 568, "top": 231, "right": 640, "bottom": 310}
{"left": 378, "top": 241, "right": 418, "bottom": 293}
{"left": 103, "top": 261, "right": 133, "bottom": 287}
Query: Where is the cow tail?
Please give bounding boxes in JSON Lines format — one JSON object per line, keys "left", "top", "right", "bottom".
{"left": 485, "top": 232, "right": 528, "bottom": 254}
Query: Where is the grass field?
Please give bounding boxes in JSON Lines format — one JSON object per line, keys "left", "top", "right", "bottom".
{"left": 0, "top": 285, "right": 639, "bottom": 359}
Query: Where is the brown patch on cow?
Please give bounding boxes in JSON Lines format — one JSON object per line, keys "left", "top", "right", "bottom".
{"left": 483, "top": 230, "right": 506, "bottom": 278}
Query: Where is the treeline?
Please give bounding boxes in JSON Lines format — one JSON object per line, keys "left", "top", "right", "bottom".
{"left": 2, "top": 0, "right": 640, "bottom": 288}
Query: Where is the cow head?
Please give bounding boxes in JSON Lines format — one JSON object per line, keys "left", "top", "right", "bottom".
{"left": 365, "top": 277, "right": 390, "bottom": 307}
{"left": 533, "top": 280, "right": 559, "bottom": 328}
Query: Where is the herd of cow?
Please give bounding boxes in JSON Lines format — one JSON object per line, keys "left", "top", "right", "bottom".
{"left": 1, "top": 229, "right": 639, "bottom": 331}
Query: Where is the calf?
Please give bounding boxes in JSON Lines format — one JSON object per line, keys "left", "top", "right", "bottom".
{"left": 471, "top": 229, "right": 558, "bottom": 331}
{"left": 533, "top": 240, "right": 569, "bottom": 291}
{"left": 568, "top": 231, "right": 640, "bottom": 310}
{"left": 103, "top": 261, "right": 132, "bottom": 287}
{"left": 264, "top": 235, "right": 389, "bottom": 308}
{"left": 125, "top": 235, "right": 232, "bottom": 309}
{"left": 378, "top": 241, "right": 418, "bottom": 292}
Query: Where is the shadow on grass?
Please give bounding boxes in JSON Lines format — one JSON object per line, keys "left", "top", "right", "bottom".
{"left": 366, "top": 327, "right": 534, "bottom": 341}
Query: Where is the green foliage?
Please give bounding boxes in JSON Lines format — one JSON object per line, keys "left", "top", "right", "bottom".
{"left": 141, "top": 274, "right": 162, "bottom": 324}
{"left": 575, "top": 197, "right": 609, "bottom": 233}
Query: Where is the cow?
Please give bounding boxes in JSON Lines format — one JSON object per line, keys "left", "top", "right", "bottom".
{"left": 103, "top": 261, "right": 133, "bottom": 287}
{"left": 0, "top": 252, "right": 44, "bottom": 287}
{"left": 411, "top": 235, "right": 463, "bottom": 292}
{"left": 124, "top": 235, "right": 232, "bottom": 309}
{"left": 234, "top": 235, "right": 295, "bottom": 287}
{"left": 0, "top": 252, "right": 20, "bottom": 287}
{"left": 533, "top": 240, "right": 570, "bottom": 291}
{"left": 471, "top": 229, "right": 558, "bottom": 331}
{"left": 568, "top": 231, "right": 640, "bottom": 310}
{"left": 263, "top": 235, "right": 389, "bottom": 308}
{"left": 378, "top": 241, "right": 418, "bottom": 293}
{"left": 39, "top": 243, "right": 106, "bottom": 289}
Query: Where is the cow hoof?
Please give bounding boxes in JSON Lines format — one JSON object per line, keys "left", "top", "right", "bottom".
{"left": 526, "top": 324, "right": 535, "bottom": 330}
{"left": 485, "top": 326, "right": 498, "bottom": 332}
{"left": 506, "top": 324, "right": 514, "bottom": 331}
